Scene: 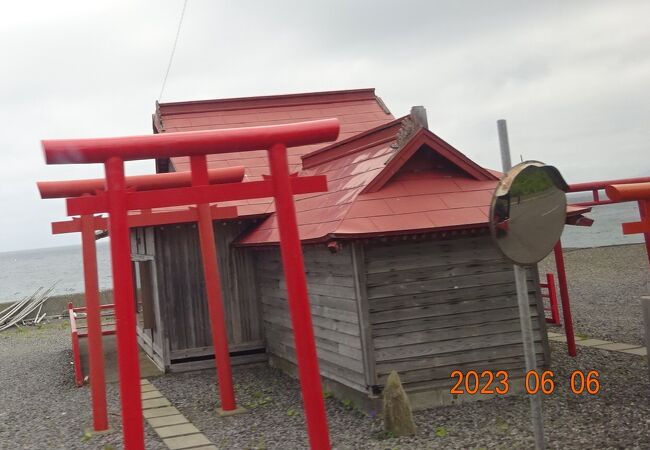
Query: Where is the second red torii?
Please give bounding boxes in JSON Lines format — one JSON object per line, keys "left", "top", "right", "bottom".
{"left": 38, "top": 166, "right": 246, "bottom": 432}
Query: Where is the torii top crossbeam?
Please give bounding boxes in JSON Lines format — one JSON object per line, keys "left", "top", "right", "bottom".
{"left": 43, "top": 119, "right": 339, "bottom": 163}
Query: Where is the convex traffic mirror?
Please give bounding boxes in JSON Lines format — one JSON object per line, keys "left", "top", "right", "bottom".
{"left": 489, "top": 161, "right": 569, "bottom": 265}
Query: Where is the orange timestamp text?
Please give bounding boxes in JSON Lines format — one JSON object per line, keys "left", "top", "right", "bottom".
{"left": 450, "top": 370, "right": 601, "bottom": 395}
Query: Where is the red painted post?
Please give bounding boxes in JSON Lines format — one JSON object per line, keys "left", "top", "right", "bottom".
{"left": 554, "top": 241, "right": 577, "bottom": 357}
{"left": 267, "top": 143, "right": 331, "bottom": 450}
{"left": 190, "top": 155, "right": 237, "bottom": 412}
{"left": 639, "top": 200, "right": 650, "bottom": 266}
{"left": 592, "top": 189, "right": 600, "bottom": 203}
{"left": 546, "top": 273, "right": 560, "bottom": 325}
{"left": 105, "top": 157, "right": 144, "bottom": 450}
{"left": 80, "top": 213, "right": 109, "bottom": 431}
{"left": 68, "top": 302, "right": 84, "bottom": 387}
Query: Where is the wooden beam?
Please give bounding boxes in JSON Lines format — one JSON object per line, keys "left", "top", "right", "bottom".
{"left": 351, "top": 242, "right": 377, "bottom": 390}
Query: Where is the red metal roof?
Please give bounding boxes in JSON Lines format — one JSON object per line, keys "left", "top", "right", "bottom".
{"left": 238, "top": 116, "right": 506, "bottom": 245}
{"left": 154, "top": 89, "right": 393, "bottom": 215}
{"left": 154, "top": 89, "right": 590, "bottom": 244}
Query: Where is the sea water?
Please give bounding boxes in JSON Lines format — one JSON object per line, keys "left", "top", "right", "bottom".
{"left": 0, "top": 200, "right": 644, "bottom": 302}
{"left": 0, "top": 241, "right": 112, "bottom": 303}
{"left": 562, "top": 197, "right": 645, "bottom": 248}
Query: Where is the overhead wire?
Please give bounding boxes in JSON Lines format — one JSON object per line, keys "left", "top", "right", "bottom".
{"left": 158, "top": 0, "right": 189, "bottom": 102}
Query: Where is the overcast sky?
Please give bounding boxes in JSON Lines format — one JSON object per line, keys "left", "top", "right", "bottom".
{"left": 1, "top": 0, "right": 648, "bottom": 252}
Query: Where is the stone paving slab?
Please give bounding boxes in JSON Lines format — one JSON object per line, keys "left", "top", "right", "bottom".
{"left": 575, "top": 338, "right": 610, "bottom": 347}
{"left": 621, "top": 346, "right": 648, "bottom": 356}
{"left": 548, "top": 333, "right": 648, "bottom": 358}
{"left": 143, "top": 406, "right": 181, "bottom": 419}
{"left": 142, "top": 390, "right": 164, "bottom": 400}
{"left": 148, "top": 414, "right": 189, "bottom": 428}
{"left": 143, "top": 397, "right": 172, "bottom": 409}
{"left": 142, "top": 379, "right": 216, "bottom": 450}
{"left": 155, "top": 423, "right": 200, "bottom": 438}
{"left": 141, "top": 384, "right": 157, "bottom": 393}
{"left": 163, "top": 433, "right": 212, "bottom": 449}
{"left": 593, "top": 342, "right": 642, "bottom": 351}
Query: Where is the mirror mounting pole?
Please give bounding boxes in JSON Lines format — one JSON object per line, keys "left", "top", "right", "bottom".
{"left": 497, "top": 119, "right": 546, "bottom": 450}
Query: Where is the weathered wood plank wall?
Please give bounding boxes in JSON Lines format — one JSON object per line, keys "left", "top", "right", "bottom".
{"left": 152, "top": 220, "right": 264, "bottom": 362}
{"left": 131, "top": 228, "right": 167, "bottom": 369}
{"left": 363, "top": 236, "right": 549, "bottom": 391}
{"left": 255, "top": 245, "right": 366, "bottom": 391}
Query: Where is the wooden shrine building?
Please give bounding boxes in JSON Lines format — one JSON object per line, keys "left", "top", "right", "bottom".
{"left": 130, "top": 88, "right": 588, "bottom": 408}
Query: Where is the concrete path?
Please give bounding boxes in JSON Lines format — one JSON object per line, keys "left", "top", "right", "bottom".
{"left": 141, "top": 378, "right": 217, "bottom": 450}
{"left": 548, "top": 331, "right": 647, "bottom": 356}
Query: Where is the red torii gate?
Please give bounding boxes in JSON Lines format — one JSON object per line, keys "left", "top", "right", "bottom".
{"left": 37, "top": 167, "right": 245, "bottom": 432}
{"left": 605, "top": 181, "right": 650, "bottom": 377}
{"left": 41, "top": 119, "right": 339, "bottom": 450}
{"left": 546, "top": 176, "right": 650, "bottom": 357}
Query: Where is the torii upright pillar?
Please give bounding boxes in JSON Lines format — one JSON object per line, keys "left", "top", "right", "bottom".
{"left": 80, "top": 211, "right": 108, "bottom": 431}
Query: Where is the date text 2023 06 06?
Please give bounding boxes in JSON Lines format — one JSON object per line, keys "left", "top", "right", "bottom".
{"left": 450, "top": 370, "right": 601, "bottom": 395}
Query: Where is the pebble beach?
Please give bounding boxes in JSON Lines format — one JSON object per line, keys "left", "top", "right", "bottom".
{"left": 0, "top": 243, "right": 648, "bottom": 449}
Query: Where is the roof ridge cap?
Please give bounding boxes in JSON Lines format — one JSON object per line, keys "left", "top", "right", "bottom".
{"left": 157, "top": 88, "right": 378, "bottom": 112}
{"left": 301, "top": 116, "right": 407, "bottom": 167}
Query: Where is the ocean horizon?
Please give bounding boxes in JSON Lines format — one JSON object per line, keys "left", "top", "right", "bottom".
{"left": 0, "top": 199, "right": 644, "bottom": 303}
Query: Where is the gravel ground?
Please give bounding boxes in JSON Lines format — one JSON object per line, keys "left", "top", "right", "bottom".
{"left": 0, "top": 322, "right": 165, "bottom": 450}
{"left": 1, "top": 244, "right": 648, "bottom": 449}
{"left": 154, "top": 341, "right": 650, "bottom": 450}
{"left": 540, "top": 243, "right": 649, "bottom": 345}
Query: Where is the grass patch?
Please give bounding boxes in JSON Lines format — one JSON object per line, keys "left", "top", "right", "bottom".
{"left": 495, "top": 417, "right": 509, "bottom": 432}
{"left": 374, "top": 430, "right": 396, "bottom": 440}
{"left": 435, "top": 426, "right": 448, "bottom": 437}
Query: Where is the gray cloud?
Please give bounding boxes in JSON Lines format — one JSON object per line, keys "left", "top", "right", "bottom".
{"left": 1, "top": 0, "right": 648, "bottom": 251}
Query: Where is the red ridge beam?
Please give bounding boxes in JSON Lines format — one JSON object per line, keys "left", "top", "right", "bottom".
{"left": 43, "top": 119, "right": 340, "bottom": 164}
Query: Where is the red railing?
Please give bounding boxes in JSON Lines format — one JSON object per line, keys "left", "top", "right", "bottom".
{"left": 540, "top": 273, "right": 560, "bottom": 325}
{"left": 67, "top": 302, "right": 116, "bottom": 384}
{"left": 569, "top": 177, "right": 650, "bottom": 207}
